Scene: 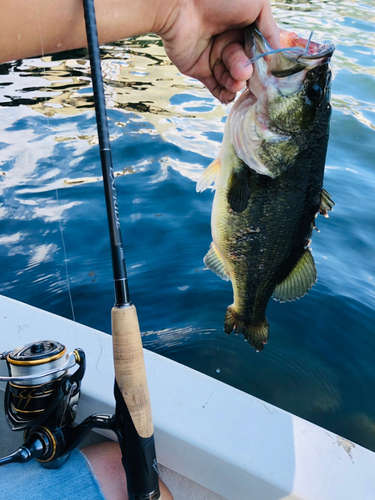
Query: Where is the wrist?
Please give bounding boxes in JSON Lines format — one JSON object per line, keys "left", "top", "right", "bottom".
{"left": 151, "top": 0, "right": 181, "bottom": 37}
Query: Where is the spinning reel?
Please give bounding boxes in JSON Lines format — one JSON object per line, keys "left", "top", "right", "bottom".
{"left": 0, "top": 340, "right": 115, "bottom": 469}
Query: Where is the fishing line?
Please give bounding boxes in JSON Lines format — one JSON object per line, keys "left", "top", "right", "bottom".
{"left": 245, "top": 30, "right": 315, "bottom": 65}
{"left": 301, "top": 31, "right": 314, "bottom": 57}
{"left": 55, "top": 190, "right": 76, "bottom": 323}
{"left": 35, "top": 0, "right": 77, "bottom": 326}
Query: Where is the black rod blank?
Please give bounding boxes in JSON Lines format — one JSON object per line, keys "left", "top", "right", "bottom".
{"left": 82, "top": 0, "right": 129, "bottom": 307}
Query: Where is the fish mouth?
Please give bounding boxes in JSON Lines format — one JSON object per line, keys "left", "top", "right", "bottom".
{"left": 245, "top": 25, "right": 335, "bottom": 77}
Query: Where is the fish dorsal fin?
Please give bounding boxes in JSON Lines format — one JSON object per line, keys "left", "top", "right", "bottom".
{"left": 196, "top": 158, "right": 220, "bottom": 192}
{"left": 204, "top": 242, "right": 230, "bottom": 281}
{"left": 273, "top": 249, "right": 317, "bottom": 302}
{"left": 227, "top": 168, "right": 250, "bottom": 213}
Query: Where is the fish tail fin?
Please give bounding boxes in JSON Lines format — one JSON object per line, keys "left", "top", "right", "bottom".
{"left": 224, "top": 305, "right": 269, "bottom": 352}
{"left": 244, "top": 320, "right": 269, "bottom": 352}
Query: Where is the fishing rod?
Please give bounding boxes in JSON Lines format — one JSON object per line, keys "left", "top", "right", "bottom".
{"left": 82, "top": 1, "right": 161, "bottom": 499}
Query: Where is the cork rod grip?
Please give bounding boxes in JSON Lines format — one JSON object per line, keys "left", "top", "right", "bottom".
{"left": 112, "top": 305, "right": 154, "bottom": 439}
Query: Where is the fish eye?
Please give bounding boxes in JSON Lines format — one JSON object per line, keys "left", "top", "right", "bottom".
{"left": 307, "top": 83, "right": 323, "bottom": 102}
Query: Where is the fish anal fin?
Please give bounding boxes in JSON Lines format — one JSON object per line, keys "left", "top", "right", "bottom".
{"left": 196, "top": 158, "right": 220, "bottom": 192}
{"left": 319, "top": 188, "right": 335, "bottom": 218}
{"left": 227, "top": 168, "right": 250, "bottom": 213}
{"left": 204, "top": 242, "right": 230, "bottom": 281}
{"left": 273, "top": 249, "right": 317, "bottom": 303}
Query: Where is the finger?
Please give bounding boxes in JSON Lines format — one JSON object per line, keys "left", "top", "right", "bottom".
{"left": 209, "top": 30, "right": 244, "bottom": 74}
{"left": 221, "top": 42, "right": 253, "bottom": 83}
{"left": 256, "top": 3, "right": 281, "bottom": 49}
{"left": 210, "top": 33, "right": 253, "bottom": 95}
{"left": 201, "top": 73, "right": 237, "bottom": 104}
{"left": 213, "top": 59, "right": 248, "bottom": 94}
{"left": 218, "top": 88, "right": 237, "bottom": 104}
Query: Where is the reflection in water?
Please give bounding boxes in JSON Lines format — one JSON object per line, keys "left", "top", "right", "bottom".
{"left": 1, "top": 1, "right": 375, "bottom": 453}
{"left": 27, "top": 243, "right": 58, "bottom": 269}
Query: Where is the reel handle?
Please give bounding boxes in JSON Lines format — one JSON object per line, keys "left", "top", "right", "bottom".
{"left": 0, "top": 433, "right": 46, "bottom": 466}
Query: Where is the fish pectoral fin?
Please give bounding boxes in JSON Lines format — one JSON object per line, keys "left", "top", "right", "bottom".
{"left": 319, "top": 188, "right": 335, "bottom": 218}
{"left": 204, "top": 242, "right": 230, "bottom": 281}
{"left": 196, "top": 157, "right": 221, "bottom": 192}
{"left": 227, "top": 168, "right": 250, "bottom": 213}
{"left": 272, "top": 249, "right": 317, "bottom": 302}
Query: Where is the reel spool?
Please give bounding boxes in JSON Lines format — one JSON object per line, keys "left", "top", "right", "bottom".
{"left": 5, "top": 341, "right": 68, "bottom": 427}
{"left": 1, "top": 340, "right": 83, "bottom": 433}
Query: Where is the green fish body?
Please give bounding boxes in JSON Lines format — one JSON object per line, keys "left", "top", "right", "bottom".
{"left": 197, "top": 26, "right": 335, "bottom": 351}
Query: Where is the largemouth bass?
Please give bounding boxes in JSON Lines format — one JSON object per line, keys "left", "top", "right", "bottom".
{"left": 197, "top": 26, "right": 335, "bottom": 351}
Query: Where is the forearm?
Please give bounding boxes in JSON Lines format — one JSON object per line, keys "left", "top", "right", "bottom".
{"left": 0, "top": 0, "right": 279, "bottom": 103}
{"left": 0, "top": 0, "right": 175, "bottom": 64}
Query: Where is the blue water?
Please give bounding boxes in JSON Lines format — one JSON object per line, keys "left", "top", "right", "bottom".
{"left": 1, "top": 0, "right": 375, "bottom": 451}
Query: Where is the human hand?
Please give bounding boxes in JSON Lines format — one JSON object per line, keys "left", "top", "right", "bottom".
{"left": 156, "top": 0, "right": 280, "bottom": 104}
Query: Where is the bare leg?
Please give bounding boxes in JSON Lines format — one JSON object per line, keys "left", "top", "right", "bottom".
{"left": 82, "top": 441, "right": 173, "bottom": 500}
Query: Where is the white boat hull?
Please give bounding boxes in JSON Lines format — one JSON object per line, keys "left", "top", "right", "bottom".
{"left": 1, "top": 294, "right": 374, "bottom": 500}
